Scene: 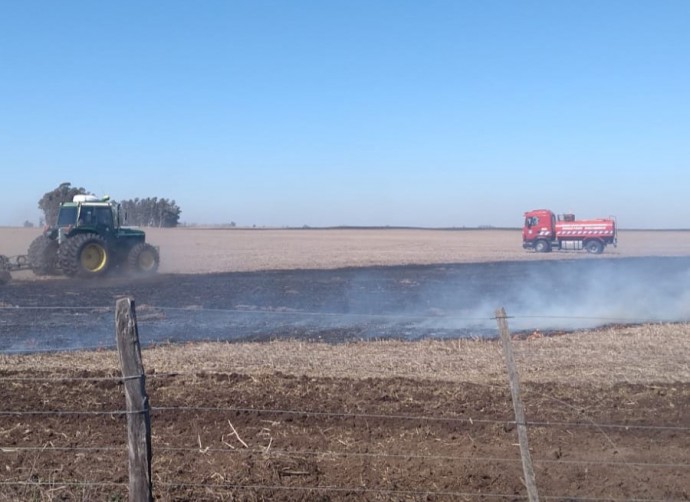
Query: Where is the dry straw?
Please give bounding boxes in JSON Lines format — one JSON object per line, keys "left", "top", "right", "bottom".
{"left": 2, "top": 322, "right": 689, "bottom": 385}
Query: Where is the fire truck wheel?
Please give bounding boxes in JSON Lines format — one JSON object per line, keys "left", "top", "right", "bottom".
{"left": 584, "top": 240, "right": 604, "bottom": 254}
{"left": 534, "top": 240, "right": 550, "bottom": 253}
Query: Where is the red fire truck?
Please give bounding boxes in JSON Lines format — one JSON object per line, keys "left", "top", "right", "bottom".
{"left": 522, "top": 209, "right": 617, "bottom": 254}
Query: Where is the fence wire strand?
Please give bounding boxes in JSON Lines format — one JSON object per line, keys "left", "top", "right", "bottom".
{"left": 1, "top": 404, "right": 686, "bottom": 433}
{"left": 4, "top": 445, "right": 687, "bottom": 470}
{"left": 2, "top": 302, "right": 684, "bottom": 324}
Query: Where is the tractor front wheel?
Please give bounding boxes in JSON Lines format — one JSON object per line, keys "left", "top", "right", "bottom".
{"left": 127, "top": 242, "right": 160, "bottom": 275}
{"left": 27, "top": 235, "right": 59, "bottom": 276}
{"left": 59, "top": 233, "right": 110, "bottom": 278}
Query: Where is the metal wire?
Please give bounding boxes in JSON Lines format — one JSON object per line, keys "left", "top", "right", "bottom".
{"left": 0, "top": 409, "right": 145, "bottom": 416}
{"left": 6, "top": 445, "right": 684, "bottom": 470}
{"left": 149, "top": 405, "right": 690, "bottom": 432}
{"left": 1, "top": 302, "right": 681, "bottom": 324}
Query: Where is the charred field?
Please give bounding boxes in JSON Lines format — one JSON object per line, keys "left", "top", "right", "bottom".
{"left": 1, "top": 252, "right": 690, "bottom": 500}
{"left": 3, "top": 256, "right": 690, "bottom": 350}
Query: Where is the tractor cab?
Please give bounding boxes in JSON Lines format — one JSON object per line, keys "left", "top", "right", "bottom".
{"left": 51, "top": 196, "right": 125, "bottom": 247}
{"left": 56, "top": 195, "right": 120, "bottom": 231}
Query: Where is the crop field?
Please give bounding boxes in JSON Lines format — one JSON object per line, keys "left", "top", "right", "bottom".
{"left": 4, "top": 226, "right": 690, "bottom": 277}
{"left": 1, "top": 227, "right": 690, "bottom": 500}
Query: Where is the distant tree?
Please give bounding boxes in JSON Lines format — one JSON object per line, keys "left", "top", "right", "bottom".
{"left": 38, "top": 182, "right": 89, "bottom": 226}
{"left": 159, "top": 198, "right": 182, "bottom": 227}
{"left": 37, "top": 182, "right": 182, "bottom": 228}
{"left": 119, "top": 197, "right": 182, "bottom": 227}
{"left": 23, "top": 220, "right": 34, "bottom": 228}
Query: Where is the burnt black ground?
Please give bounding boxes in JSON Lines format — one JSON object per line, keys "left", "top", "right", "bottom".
{"left": 2, "top": 256, "right": 690, "bottom": 352}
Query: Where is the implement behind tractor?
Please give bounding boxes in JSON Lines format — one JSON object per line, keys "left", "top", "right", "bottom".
{"left": 1, "top": 195, "right": 159, "bottom": 283}
{"left": 0, "top": 255, "right": 31, "bottom": 284}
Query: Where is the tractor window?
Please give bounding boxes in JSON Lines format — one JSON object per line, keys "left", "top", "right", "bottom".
{"left": 525, "top": 216, "right": 538, "bottom": 227}
{"left": 78, "top": 208, "right": 95, "bottom": 226}
{"left": 57, "top": 206, "right": 78, "bottom": 227}
{"left": 94, "top": 207, "right": 113, "bottom": 227}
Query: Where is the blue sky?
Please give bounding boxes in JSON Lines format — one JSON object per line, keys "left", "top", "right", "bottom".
{"left": 1, "top": 1, "right": 688, "bottom": 228}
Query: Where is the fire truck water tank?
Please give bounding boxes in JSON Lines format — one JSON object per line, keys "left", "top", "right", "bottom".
{"left": 561, "top": 240, "right": 583, "bottom": 250}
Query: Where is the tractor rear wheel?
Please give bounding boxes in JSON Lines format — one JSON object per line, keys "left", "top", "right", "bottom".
{"left": 127, "top": 242, "right": 160, "bottom": 275}
{"left": 58, "top": 233, "right": 110, "bottom": 278}
{"left": 27, "top": 235, "right": 59, "bottom": 276}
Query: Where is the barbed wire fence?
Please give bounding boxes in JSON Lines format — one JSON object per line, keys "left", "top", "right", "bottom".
{"left": 0, "top": 300, "right": 688, "bottom": 501}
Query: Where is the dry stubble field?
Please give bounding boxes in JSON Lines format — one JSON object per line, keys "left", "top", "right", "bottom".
{"left": 4, "top": 226, "right": 690, "bottom": 276}
{"left": 1, "top": 227, "right": 690, "bottom": 500}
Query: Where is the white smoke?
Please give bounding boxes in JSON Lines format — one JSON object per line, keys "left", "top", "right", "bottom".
{"left": 410, "top": 257, "right": 690, "bottom": 334}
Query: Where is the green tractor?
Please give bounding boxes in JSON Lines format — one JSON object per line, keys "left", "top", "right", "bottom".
{"left": 27, "top": 195, "right": 160, "bottom": 278}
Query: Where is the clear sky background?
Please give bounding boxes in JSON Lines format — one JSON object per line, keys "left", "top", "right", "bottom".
{"left": 1, "top": 1, "right": 688, "bottom": 228}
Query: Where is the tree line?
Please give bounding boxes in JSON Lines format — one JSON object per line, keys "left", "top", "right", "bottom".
{"left": 38, "top": 182, "right": 181, "bottom": 228}
{"left": 119, "top": 197, "right": 181, "bottom": 228}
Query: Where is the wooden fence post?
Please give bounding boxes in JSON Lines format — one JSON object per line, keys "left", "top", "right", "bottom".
{"left": 115, "top": 297, "right": 153, "bottom": 502}
{"left": 495, "top": 307, "right": 540, "bottom": 502}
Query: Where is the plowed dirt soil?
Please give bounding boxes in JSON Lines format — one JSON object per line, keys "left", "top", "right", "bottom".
{"left": 1, "top": 228, "right": 690, "bottom": 501}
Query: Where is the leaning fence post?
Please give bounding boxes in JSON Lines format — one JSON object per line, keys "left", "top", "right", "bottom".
{"left": 116, "top": 297, "right": 153, "bottom": 502}
{"left": 495, "top": 307, "right": 540, "bottom": 502}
